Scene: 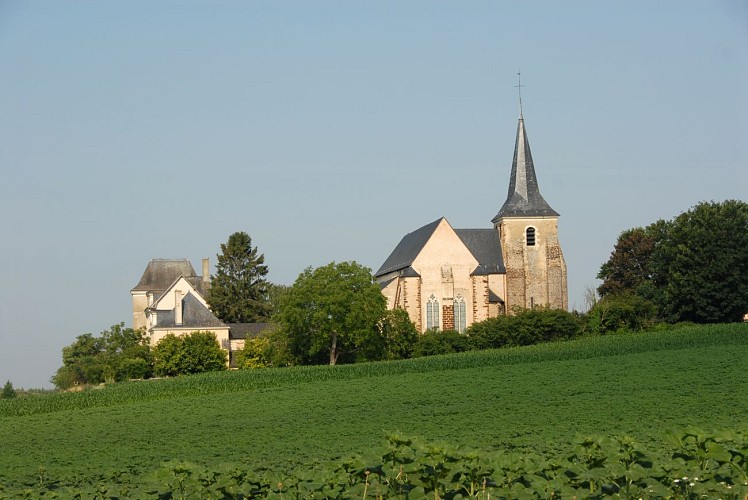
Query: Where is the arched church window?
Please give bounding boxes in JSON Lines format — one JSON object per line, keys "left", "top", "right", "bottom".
{"left": 426, "top": 295, "right": 439, "bottom": 330}
{"left": 526, "top": 227, "right": 536, "bottom": 246}
{"left": 454, "top": 295, "right": 466, "bottom": 333}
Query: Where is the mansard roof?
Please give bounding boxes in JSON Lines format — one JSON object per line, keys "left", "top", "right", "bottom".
{"left": 454, "top": 229, "right": 506, "bottom": 274}
{"left": 153, "top": 292, "right": 226, "bottom": 329}
{"left": 132, "top": 259, "right": 208, "bottom": 296}
{"left": 374, "top": 219, "right": 442, "bottom": 277}
{"left": 492, "top": 116, "right": 559, "bottom": 222}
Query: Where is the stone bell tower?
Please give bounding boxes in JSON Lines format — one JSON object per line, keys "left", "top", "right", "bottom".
{"left": 491, "top": 102, "right": 568, "bottom": 311}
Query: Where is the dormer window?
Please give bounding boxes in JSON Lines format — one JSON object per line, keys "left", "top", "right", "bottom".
{"left": 526, "top": 227, "right": 536, "bottom": 246}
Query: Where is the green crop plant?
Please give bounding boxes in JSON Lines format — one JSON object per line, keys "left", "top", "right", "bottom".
{"left": 0, "top": 323, "right": 746, "bottom": 494}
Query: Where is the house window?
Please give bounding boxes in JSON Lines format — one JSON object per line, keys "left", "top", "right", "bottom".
{"left": 526, "top": 227, "right": 536, "bottom": 246}
{"left": 454, "top": 295, "right": 466, "bottom": 333}
{"left": 426, "top": 295, "right": 440, "bottom": 330}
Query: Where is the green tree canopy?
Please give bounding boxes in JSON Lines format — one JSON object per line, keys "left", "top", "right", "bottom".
{"left": 597, "top": 226, "right": 658, "bottom": 298}
{"left": 52, "top": 323, "right": 152, "bottom": 389}
{"left": 152, "top": 331, "right": 227, "bottom": 377}
{"left": 377, "top": 308, "right": 419, "bottom": 360}
{"left": 653, "top": 200, "right": 748, "bottom": 323}
{"left": 597, "top": 200, "right": 748, "bottom": 324}
{"left": 276, "top": 261, "right": 387, "bottom": 365}
{"left": 208, "top": 231, "right": 271, "bottom": 323}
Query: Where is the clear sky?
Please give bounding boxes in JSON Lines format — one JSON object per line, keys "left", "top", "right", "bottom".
{"left": 1, "top": 1, "right": 746, "bottom": 389}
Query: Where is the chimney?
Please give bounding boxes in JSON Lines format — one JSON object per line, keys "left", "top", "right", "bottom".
{"left": 175, "top": 289, "right": 183, "bottom": 326}
{"left": 202, "top": 258, "right": 210, "bottom": 286}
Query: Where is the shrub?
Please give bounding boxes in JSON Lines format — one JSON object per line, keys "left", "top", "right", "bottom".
{"left": 234, "top": 336, "right": 271, "bottom": 369}
{"left": 412, "top": 329, "right": 470, "bottom": 357}
{"left": 50, "top": 366, "right": 80, "bottom": 390}
{"left": 587, "top": 294, "right": 659, "bottom": 334}
{"left": 152, "top": 332, "right": 227, "bottom": 377}
{"left": 466, "top": 308, "right": 582, "bottom": 349}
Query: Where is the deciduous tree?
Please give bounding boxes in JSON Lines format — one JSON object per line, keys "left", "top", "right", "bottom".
{"left": 377, "top": 309, "right": 419, "bottom": 360}
{"left": 597, "top": 200, "right": 748, "bottom": 324}
{"left": 597, "top": 227, "right": 658, "bottom": 298}
{"left": 51, "top": 323, "right": 152, "bottom": 389}
{"left": 653, "top": 200, "right": 748, "bottom": 323}
{"left": 276, "top": 261, "right": 386, "bottom": 365}
{"left": 208, "top": 231, "right": 271, "bottom": 323}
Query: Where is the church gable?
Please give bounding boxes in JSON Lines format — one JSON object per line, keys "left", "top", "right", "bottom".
{"left": 410, "top": 218, "right": 478, "bottom": 277}
{"left": 375, "top": 218, "right": 442, "bottom": 278}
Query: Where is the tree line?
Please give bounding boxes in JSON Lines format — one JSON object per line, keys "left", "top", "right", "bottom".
{"left": 50, "top": 199, "right": 746, "bottom": 388}
{"left": 591, "top": 199, "right": 747, "bottom": 330}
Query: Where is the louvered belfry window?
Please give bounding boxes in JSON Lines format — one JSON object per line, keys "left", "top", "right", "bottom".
{"left": 526, "top": 227, "right": 536, "bottom": 246}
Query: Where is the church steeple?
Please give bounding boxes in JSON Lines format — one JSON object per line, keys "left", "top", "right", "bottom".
{"left": 491, "top": 111, "right": 559, "bottom": 223}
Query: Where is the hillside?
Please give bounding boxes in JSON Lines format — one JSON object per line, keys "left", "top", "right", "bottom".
{"left": 1, "top": 323, "right": 747, "bottom": 496}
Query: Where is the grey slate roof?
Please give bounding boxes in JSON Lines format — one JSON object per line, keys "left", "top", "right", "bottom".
{"left": 492, "top": 117, "right": 559, "bottom": 222}
{"left": 489, "top": 290, "right": 505, "bottom": 304}
{"left": 454, "top": 229, "right": 506, "bottom": 275}
{"left": 153, "top": 292, "right": 226, "bottom": 329}
{"left": 132, "top": 259, "right": 208, "bottom": 296}
{"left": 378, "top": 277, "right": 396, "bottom": 290}
{"left": 376, "top": 219, "right": 506, "bottom": 278}
{"left": 228, "top": 323, "right": 273, "bottom": 340}
{"left": 375, "top": 219, "right": 442, "bottom": 277}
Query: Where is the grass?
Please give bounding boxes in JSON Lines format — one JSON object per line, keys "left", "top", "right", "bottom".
{"left": 0, "top": 323, "right": 746, "bottom": 490}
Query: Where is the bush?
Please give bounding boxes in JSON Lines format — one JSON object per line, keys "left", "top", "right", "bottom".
{"left": 152, "top": 332, "right": 227, "bottom": 377}
{"left": 587, "top": 294, "right": 659, "bottom": 334}
{"left": 234, "top": 336, "right": 271, "bottom": 369}
{"left": 412, "top": 329, "right": 470, "bottom": 357}
{"left": 466, "top": 308, "right": 582, "bottom": 349}
{"left": 51, "top": 366, "right": 80, "bottom": 390}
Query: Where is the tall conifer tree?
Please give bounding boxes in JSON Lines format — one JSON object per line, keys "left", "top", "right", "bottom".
{"left": 208, "top": 232, "right": 271, "bottom": 323}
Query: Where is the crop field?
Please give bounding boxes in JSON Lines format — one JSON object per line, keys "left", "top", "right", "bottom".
{"left": 1, "top": 323, "right": 747, "bottom": 497}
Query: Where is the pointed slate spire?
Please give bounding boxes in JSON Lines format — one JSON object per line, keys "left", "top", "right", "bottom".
{"left": 492, "top": 112, "right": 559, "bottom": 223}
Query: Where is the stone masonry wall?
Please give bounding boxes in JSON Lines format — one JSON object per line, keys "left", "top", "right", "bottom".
{"left": 498, "top": 217, "right": 567, "bottom": 311}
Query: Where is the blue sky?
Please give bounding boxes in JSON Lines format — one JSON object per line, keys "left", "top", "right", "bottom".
{"left": 1, "top": 1, "right": 746, "bottom": 388}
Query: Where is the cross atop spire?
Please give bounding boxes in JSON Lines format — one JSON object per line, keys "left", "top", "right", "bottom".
{"left": 515, "top": 71, "right": 524, "bottom": 118}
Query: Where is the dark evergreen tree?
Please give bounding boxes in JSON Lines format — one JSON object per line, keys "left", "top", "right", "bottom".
{"left": 2, "top": 380, "right": 17, "bottom": 399}
{"left": 208, "top": 231, "right": 271, "bottom": 323}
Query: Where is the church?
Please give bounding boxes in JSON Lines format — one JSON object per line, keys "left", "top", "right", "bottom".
{"left": 375, "top": 108, "right": 567, "bottom": 333}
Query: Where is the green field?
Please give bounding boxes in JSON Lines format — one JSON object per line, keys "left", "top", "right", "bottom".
{"left": 1, "top": 323, "right": 747, "bottom": 497}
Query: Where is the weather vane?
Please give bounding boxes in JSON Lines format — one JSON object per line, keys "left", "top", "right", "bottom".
{"left": 515, "top": 71, "right": 524, "bottom": 118}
